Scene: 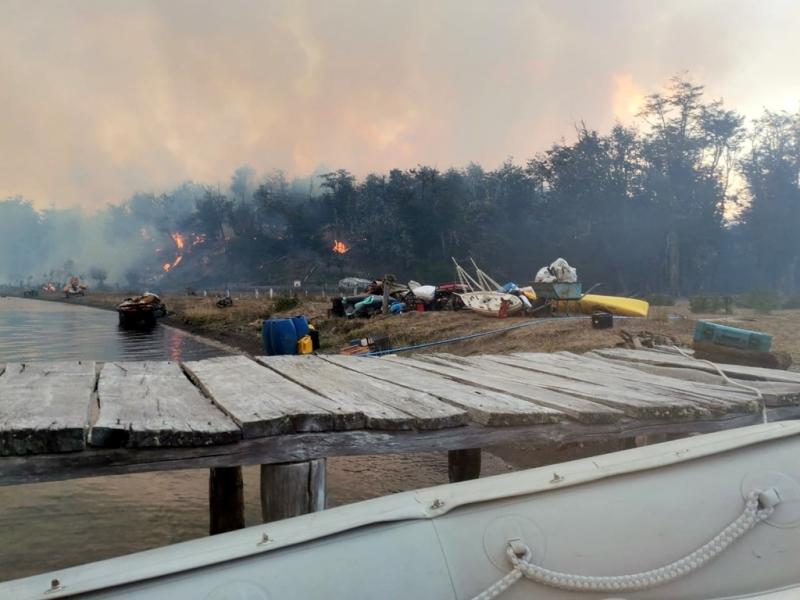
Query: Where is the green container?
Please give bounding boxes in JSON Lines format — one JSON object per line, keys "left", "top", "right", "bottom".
{"left": 531, "top": 282, "right": 583, "bottom": 300}
{"left": 693, "top": 320, "right": 772, "bottom": 352}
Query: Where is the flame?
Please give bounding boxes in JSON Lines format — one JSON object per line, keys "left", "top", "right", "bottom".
{"left": 172, "top": 232, "right": 186, "bottom": 250}
{"left": 332, "top": 239, "right": 350, "bottom": 254}
{"left": 162, "top": 232, "right": 187, "bottom": 272}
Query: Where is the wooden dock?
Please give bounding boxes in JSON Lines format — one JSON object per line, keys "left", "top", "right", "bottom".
{"left": 3, "top": 348, "right": 800, "bottom": 532}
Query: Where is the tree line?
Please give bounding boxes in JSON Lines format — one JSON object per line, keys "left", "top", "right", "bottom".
{"left": 1, "top": 76, "right": 799, "bottom": 296}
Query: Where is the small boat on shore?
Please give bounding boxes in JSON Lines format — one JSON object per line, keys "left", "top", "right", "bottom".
{"left": 453, "top": 258, "right": 524, "bottom": 317}
{"left": 559, "top": 293, "right": 650, "bottom": 317}
{"left": 460, "top": 290, "right": 524, "bottom": 317}
{"left": 5, "top": 422, "right": 800, "bottom": 599}
{"left": 116, "top": 293, "right": 167, "bottom": 328}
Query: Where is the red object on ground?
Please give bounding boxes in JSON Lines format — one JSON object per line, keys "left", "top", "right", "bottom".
{"left": 416, "top": 302, "right": 426, "bottom": 312}
{"left": 498, "top": 298, "right": 510, "bottom": 318}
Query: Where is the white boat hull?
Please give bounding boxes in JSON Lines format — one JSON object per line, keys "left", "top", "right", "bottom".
{"left": 5, "top": 422, "right": 800, "bottom": 599}
{"left": 460, "top": 291, "right": 524, "bottom": 317}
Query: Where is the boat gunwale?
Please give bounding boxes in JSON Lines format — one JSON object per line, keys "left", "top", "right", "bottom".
{"left": 4, "top": 421, "right": 800, "bottom": 599}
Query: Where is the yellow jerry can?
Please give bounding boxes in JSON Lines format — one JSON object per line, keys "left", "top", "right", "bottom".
{"left": 297, "top": 335, "right": 314, "bottom": 355}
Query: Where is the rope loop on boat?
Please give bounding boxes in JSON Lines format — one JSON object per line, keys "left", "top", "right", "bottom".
{"left": 471, "top": 489, "right": 778, "bottom": 600}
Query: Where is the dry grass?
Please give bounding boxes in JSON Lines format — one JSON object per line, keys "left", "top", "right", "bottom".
{"left": 50, "top": 291, "right": 800, "bottom": 366}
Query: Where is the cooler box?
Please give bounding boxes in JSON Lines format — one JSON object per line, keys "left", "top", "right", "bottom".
{"left": 693, "top": 320, "right": 772, "bottom": 352}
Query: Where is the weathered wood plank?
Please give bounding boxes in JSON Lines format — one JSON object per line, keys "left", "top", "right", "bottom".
{"left": 209, "top": 466, "right": 245, "bottom": 535}
{"left": 0, "top": 361, "right": 95, "bottom": 456}
{"left": 183, "top": 356, "right": 359, "bottom": 437}
{"left": 503, "top": 352, "right": 758, "bottom": 415}
{"left": 260, "top": 459, "right": 326, "bottom": 522}
{"left": 536, "top": 352, "right": 762, "bottom": 413}
{"left": 258, "top": 355, "right": 468, "bottom": 430}
{"left": 90, "top": 362, "right": 241, "bottom": 448}
{"left": 387, "top": 355, "right": 622, "bottom": 424}
{"left": 584, "top": 359, "right": 800, "bottom": 408}
{"left": 422, "top": 353, "right": 682, "bottom": 419}
{"left": 469, "top": 353, "right": 712, "bottom": 419}
{"left": 5, "top": 410, "right": 793, "bottom": 487}
{"left": 593, "top": 347, "right": 800, "bottom": 384}
{"left": 323, "top": 355, "right": 563, "bottom": 426}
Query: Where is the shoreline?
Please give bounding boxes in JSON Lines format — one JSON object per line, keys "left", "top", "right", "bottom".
{"left": 21, "top": 293, "right": 264, "bottom": 355}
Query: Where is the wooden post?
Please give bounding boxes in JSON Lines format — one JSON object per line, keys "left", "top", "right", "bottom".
{"left": 448, "top": 448, "right": 482, "bottom": 482}
{"left": 209, "top": 466, "right": 245, "bottom": 535}
{"left": 260, "top": 459, "right": 326, "bottom": 523}
{"left": 382, "top": 274, "right": 390, "bottom": 314}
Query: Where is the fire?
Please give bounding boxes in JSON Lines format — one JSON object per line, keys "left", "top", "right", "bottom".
{"left": 172, "top": 232, "right": 186, "bottom": 250}
{"left": 332, "top": 240, "right": 350, "bottom": 254}
{"left": 162, "top": 232, "right": 187, "bottom": 272}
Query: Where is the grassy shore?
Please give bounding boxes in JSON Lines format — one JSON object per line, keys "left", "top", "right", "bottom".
{"left": 29, "top": 290, "right": 800, "bottom": 365}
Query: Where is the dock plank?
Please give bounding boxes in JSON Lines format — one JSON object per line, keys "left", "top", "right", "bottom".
{"left": 323, "top": 355, "right": 563, "bottom": 427}
{"left": 90, "top": 362, "right": 241, "bottom": 448}
{"left": 386, "top": 355, "right": 622, "bottom": 424}
{"left": 593, "top": 348, "right": 800, "bottom": 384}
{"left": 497, "top": 352, "right": 754, "bottom": 414}
{"left": 183, "top": 356, "right": 357, "bottom": 437}
{"left": 531, "top": 352, "right": 762, "bottom": 413}
{"left": 435, "top": 354, "right": 709, "bottom": 420}
{"left": 579, "top": 355, "right": 800, "bottom": 408}
{"left": 0, "top": 361, "right": 95, "bottom": 455}
{"left": 258, "top": 355, "right": 468, "bottom": 430}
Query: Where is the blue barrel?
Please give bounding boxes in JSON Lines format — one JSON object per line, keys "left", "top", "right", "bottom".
{"left": 263, "top": 318, "right": 299, "bottom": 355}
{"left": 262, "top": 320, "right": 274, "bottom": 355}
{"left": 291, "top": 315, "right": 309, "bottom": 339}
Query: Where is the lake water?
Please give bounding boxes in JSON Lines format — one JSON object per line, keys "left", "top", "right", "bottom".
{"left": 0, "top": 297, "right": 519, "bottom": 583}
{"left": 0, "top": 297, "right": 225, "bottom": 362}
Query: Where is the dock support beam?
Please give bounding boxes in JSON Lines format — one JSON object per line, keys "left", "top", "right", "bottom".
{"left": 448, "top": 448, "right": 482, "bottom": 482}
{"left": 209, "top": 466, "right": 245, "bottom": 535}
{"left": 260, "top": 459, "right": 326, "bottom": 523}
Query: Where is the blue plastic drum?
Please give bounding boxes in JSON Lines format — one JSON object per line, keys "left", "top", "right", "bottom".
{"left": 263, "top": 318, "right": 299, "bottom": 355}
{"left": 291, "top": 315, "right": 310, "bottom": 339}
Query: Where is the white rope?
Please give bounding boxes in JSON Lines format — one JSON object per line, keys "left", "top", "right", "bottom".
{"left": 471, "top": 489, "right": 778, "bottom": 600}
{"left": 669, "top": 345, "right": 768, "bottom": 424}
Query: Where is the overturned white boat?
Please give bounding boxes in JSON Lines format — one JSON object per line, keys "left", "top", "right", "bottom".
{"left": 5, "top": 422, "right": 800, "bottom": 599}
{"left": 460, "top": 290, "right": 524, "bottom": 317}
{"left": 453, "top": 258, "right": 524, "bottom": 317}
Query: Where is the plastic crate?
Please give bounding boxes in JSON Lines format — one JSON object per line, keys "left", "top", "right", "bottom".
{"left": 693, "top": 321, "right": 772, "bottom": 353}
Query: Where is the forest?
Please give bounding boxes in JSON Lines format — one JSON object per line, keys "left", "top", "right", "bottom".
{"left": 1, "top": 76, "right": 799, "bottom": 297}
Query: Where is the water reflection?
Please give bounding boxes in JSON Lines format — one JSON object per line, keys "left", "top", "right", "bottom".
{"left": 0, "top": 297, "right": 225, "bottom": 362}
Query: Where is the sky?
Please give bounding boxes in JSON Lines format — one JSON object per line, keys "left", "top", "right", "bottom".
{"left": 1, "top": 0, "right": 799, "bottom": 210}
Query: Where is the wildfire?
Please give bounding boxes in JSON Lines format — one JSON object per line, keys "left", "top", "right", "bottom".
{"left": 172, "top": 232, "right": 186, "bottom": 250}
{"left": 162, "top": 232, "right": 187, "bottom": 272}
{"left": 332, "top": 240, "right": 350, "bottom": 254}
{"left": 161, "top": 231, "right": 205, "bottom": 273}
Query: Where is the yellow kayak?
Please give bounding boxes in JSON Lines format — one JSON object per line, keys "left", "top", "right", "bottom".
{"left": 520, "top": 288, "right": 649, "bottom": 317}
{"left": 559, "top": 294, "right": 649, "bottom": 317}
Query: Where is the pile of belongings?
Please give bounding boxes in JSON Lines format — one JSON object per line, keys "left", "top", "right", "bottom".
{"left": 534, "top": 258, "right": 578, "bottom": 283}
{"left": 330, "top": 278, "right": 469, "bottom": 318}
{"left": 63, "top": 276, "right": 88, "bottom": 297}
